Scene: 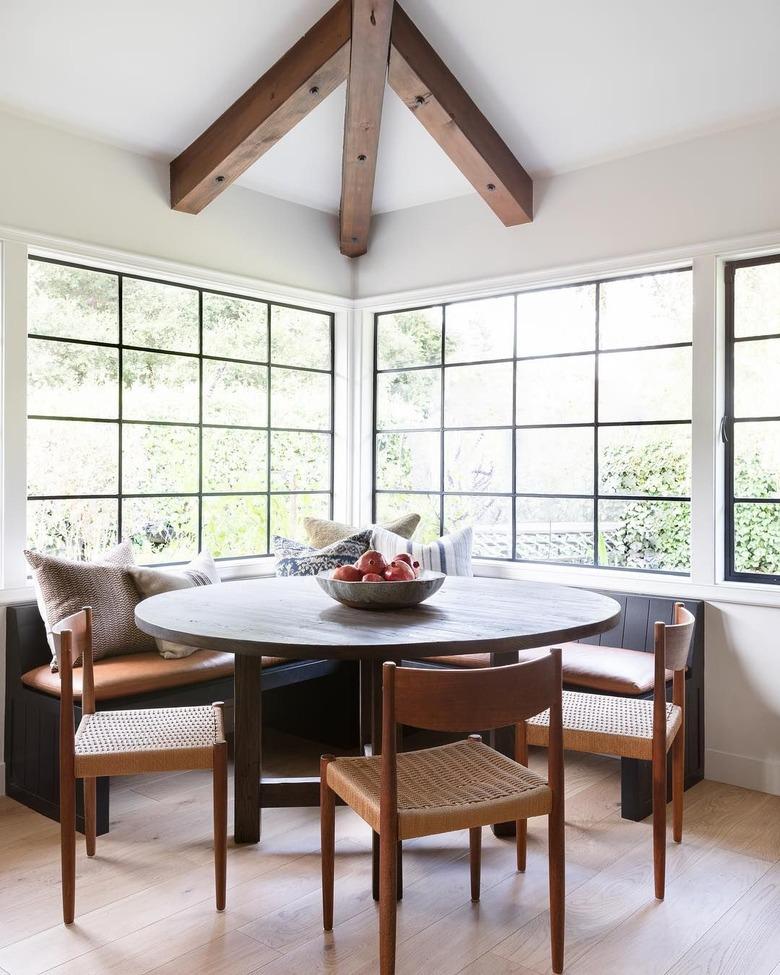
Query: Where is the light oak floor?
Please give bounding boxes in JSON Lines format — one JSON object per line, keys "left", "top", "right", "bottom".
{"left": 0, "top": 732, "right": 779, "bottom": 975}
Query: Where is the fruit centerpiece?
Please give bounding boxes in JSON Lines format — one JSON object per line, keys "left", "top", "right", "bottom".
{"left": 316, "top": 550, "right": 445, "bottom": 610}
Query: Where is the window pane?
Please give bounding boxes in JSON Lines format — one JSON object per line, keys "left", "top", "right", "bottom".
{"left": 203, "top": 359, "right": 267, "bottom": 426}
{"left": 123, "top": 350, "right": 199, "bottom": 423}
{"left": 516, "top": 355, "right": 594, "bottom": 425}
{"left": 734, "top": 264, "right": 780, "bottom": 338}
{"left": 271, "top": 431, "right": 330, "bottom": 492}
{"left": 516, "top": 498, "right": 594, "bottom": 564}
{"left": 271, "top": 493, "right": 329, "bottom": 541}
{"left": 28, "top": 420, "right": 117, "bottom": 497}
{"left": 444, "top": 430, "right": 512, "bottom": 493}
{"left": 734, "top": 503, "right": 780, "bottom": 575}
{"left": 444, "top": 495, "right": 512, "bottom": 558}
{"left": 123, "top": 496, "right": 199, "bottom": 564}
{"left": 271, "top": 306, "right": 330, "bottom": 370}
{"left": 376, "top": 431, "right": 440, "bottom": 491}
{"left": 271, "top": 368, "right": 330, "bottom": 430}
{"left": 202, "top": 495, "right": 268, "bottom": 558}
{"left": 203, "top": 293, "right": 268, "bottom": 361}
{"left": 29, "top": 339, "right": 119, "bottom": 418}
{"left": 203, "top": 428, "right": 268, "bottom": 492}
{"left": 445, "top": 297, "right": 514, "bottom": 363}
{"left": 27, "top": 498, "right": 118, "bottom": 559}
{"left": 377, "top": 308, "right": 442, "bottom": 370}
{"left": 734, "top": 422, "right": 780, "bottom": 499}
{"left": 122, "top": 424, "right": 198, "bottom": 495}
{"left": 445, "top": 362, "right": 513, "bottom": 427}
{"left": 599, "top": 424, "right": 691, "bottom": 496}
{"left": 376, "top": 369, "right": 440, "bottom": 430}
{"left": 599, "top": 499, "right": 690, "bottom": 571}
{"left": 516, "top": 284, "right": 595, "bottom": 357}
{"left": 733, "top": 339, "right": 780, "bottom": 418}
{"left": 28, "top": 261, "right": 118, "bottom": 343}
{"left": 375, "top": 492, "right": 440, "bottom": 542}
{"left": 122, "top": 278, "right": 198, "bottom": 353}
{"left": 517, "top": 427, "right": 593, "bottom": 495}
{"left": 599, "top": 271, "right": 692, "bottom": 349}
{"left": 599, "top": 347, "right": 691, "bottom": 422}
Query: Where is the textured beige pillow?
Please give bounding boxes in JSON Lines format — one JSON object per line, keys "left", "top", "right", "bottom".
{"left": 304, "top": 513, "right": 420, "bottom": 549}
{"left": 128, "top": 551, "right": 220, "bottom": 659}
{"left": 25, "top": 540, "right": 155, "bottom": 666}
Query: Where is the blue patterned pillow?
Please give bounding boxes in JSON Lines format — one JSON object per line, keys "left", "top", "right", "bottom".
{"left": 274, "top": 530, "right": 373, "bottom": 577}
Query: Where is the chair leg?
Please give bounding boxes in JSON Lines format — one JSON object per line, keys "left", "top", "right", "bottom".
{"left": 672, "top": 732, "right": 684, "bottom": 844}
{"left": 213, "top": 741, "right": 228, "bottom": 912}
{"left": 379, "top": 825, "right": 398, "bottom": 975}
{"left": 320, "top": 756, "right": 335, "bottom": 931}
{"left": 516, "top": 819, "right": 527, "bottom": 872}
{"left": 653, "top": 750, "right": 667, "bottom": 899}
{"left": 84, "top": 778, "right": 96, "bottom": 857}
{"left": 470, "top": 827, "right": 482, "bottom": 901}
{"left": 548, "top": 812, "right": 565, "bottom": 975}
{"left": 60, "top": 775, "right": 76, "bottom": 925}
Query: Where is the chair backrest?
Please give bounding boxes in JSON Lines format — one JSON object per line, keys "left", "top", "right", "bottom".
{"left": 657, "top": 602, "right": 696, "bottom": 673}
{"left": 390, "top": 651, "right": 562, "bottom": 733}
{"left": 52, "top": 607, "right": 95, "bottom": 720}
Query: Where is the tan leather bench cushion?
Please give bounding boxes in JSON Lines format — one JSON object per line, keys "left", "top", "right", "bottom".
{"left": 22, "top": 650, "right": 286, "bottom": 702}
{"left": 424, "top": 644, "right": 673, "bottom": 695}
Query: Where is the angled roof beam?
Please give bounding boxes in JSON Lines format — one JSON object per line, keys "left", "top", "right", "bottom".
{"left": 170, "top": 0, "right": 351, "bottom": 214}
{"left": 339, "top": 0, "right": 394, "bottom": 257}
{"left": 387, "top": 3, "right": 533, "bottom": 226}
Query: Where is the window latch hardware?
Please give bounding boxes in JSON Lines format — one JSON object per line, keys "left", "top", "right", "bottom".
{"left": 719, "top": 415, "right": 729, "bottom": 444}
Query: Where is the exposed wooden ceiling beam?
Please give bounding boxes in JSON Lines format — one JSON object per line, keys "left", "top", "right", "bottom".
{"left": 339, "top": 0, "right": 394, "bottom": 257}
{"left": 388, "top": 3, "right": 532, "bottom": 227}
{"left": 170, "top": 0, "right": 351, "bottom": 214}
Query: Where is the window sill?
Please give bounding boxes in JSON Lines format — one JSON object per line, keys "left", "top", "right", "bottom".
{"left": 472, "top": 559, "right": 780, "bottom": 610}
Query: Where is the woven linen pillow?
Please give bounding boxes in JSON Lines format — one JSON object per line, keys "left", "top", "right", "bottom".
{"left": 371, "top": 525, "right": 474, "bottom": 576}
{"left": 304, "top": 513, "right": 420, "bottom": 549}
{"left": 25, "top": 540, "right": 155, "bottom": 667}
{"left": 128, "top": 551, "right": 220, "bottom": 659}
{"left": 274, "top": 530, "right": 372, "bottom": 577}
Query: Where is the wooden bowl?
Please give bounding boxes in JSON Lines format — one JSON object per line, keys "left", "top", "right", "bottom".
{"left": 316, "top": 568, "right": 445, "bottom": 610}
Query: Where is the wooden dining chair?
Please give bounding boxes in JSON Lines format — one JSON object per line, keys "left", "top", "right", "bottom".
{"left": 53, "top": 607, "right": 228, "bottom": 924}
{"left": 320, "top": 651, "right": 565, "bottom": 975}
{"left": 524, "top": 602, "right": 695, "bottom": 899}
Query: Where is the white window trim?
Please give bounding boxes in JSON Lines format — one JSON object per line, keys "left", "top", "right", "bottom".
{"left": 4, "top": 224, "right": 780, "bottom": 610}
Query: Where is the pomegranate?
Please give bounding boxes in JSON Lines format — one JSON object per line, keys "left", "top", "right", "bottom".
{"left": 355, "top": 550, "right": 387, "bottom": 575}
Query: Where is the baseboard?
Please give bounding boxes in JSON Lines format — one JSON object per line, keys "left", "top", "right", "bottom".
{"left": 705, "top": 748, "right": 780, "bottom": 796}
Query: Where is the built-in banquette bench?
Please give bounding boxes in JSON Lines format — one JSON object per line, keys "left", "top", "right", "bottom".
{"left": 4, "top": 601, "right": 357, "bottom": 835}
{"left": 419, "top": 590, "right": 705, "bottom": 822}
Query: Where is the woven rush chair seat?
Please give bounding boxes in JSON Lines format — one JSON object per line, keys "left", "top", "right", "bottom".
{"left": 326, "top": 738, "right": 552, "bottom": 840}
{"left": 526, "top": 690, "right": 682, "bottom": 762}
{"left": 74, "top": 704, "right": 224, "bottom": 777}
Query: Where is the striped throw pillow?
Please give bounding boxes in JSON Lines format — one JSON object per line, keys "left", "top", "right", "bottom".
{"left": 371, "top": 526, "right": 473, "bottom": 577}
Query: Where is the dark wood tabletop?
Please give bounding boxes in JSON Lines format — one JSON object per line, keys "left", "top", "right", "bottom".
{"left": 135, "top": 575, "right": 621, "bottom": 659}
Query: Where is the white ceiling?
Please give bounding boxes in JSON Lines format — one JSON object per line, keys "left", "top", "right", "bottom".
{"left": 1, "top": 0, "right": 779, "bottom": 215}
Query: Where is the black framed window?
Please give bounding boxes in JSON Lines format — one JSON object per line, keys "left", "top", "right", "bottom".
{"left": 26, "top": 257, "right": 334, "bottom": 563}
{"left": 725, "top": 254, "right": 780, "bottom": 583}
{"left": 373, "top": 268, "right": 692, "bottom": 574}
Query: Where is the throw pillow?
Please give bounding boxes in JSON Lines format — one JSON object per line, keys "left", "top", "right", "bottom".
{"left": 371, "top": 525, "right": 474, "bottom": 576}
{"left": 304, "top": 513, "right": 420, "bottom": 549}
{"left": 127, "top": 551, "right": 220, "bottom": 659}
{"left": 25, "top": 540, "right": 155, "bottom": 667}
{"left": 274, "top": 530, "right": 373, "bottom": 577}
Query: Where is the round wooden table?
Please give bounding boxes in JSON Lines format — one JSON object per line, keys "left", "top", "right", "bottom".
{"left": 136, "top": 575, "right": 620, "bottom": 845}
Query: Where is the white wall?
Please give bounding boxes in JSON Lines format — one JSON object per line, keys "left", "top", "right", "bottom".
{"left": 356, "top": 116, "right": 780, "bottom": 298}
{"left": 0, "top": 108, "right": 352, "bottom": 298}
